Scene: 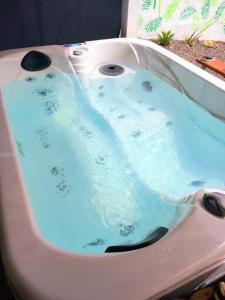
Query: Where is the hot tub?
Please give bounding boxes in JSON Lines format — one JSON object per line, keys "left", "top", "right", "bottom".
{"left": 0, "top": 38, "right": 225, "bottom": 299}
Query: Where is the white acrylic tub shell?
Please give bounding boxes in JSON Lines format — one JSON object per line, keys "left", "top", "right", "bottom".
{"left": 0, "top": 38, "right": 225, "bottom": 300}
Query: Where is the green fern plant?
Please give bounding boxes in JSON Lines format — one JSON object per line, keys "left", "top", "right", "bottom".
{"left": 144, "top": 16, "right": 163, "bottom": 32}
{"left": 214, "top": 1, "right": 225, "bottom": 20}
{"left": 142, "top": 0, "right": 152, "bottom": 11}
{"left": 201, "top": 0, "right": 211, "bottom": 19}
{"left": 157, "top": 30, "right": 174, "bottom": 45}
{"left": 180, "top": 6, "right": 197, "bottom": 21}
{"left": 164, "top": 0, "right": 180, "bottom": 21}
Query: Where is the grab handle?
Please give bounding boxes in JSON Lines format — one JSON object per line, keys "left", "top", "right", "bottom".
{"left": 105, "top": 226, "right": 168, "bottom": 253}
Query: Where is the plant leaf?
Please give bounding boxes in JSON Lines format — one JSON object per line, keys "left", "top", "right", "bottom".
{"left": 215, "top": 1, "right": 225, "bottom": 21}
{"left": 138, "top": 15, "right": 144, "bottom": 28}
{"left": 144, "top": 17, "right": 163, "bottom": 32}
{"left": 192, "top": 12, "right": 200, "bottom": 30}
{"left": 180, "top": 6, "right": 197, "bottom": 21}
{"left": 211, "top": 0, "right": 218, "bottom": 8}
{"left": 164, "top": 0, "right": 180, "bottom": 21}
{"left": 201, "top": 0, "right": 210, "bottom": 19}
{"left": 142, "top": 0, "right": 152, "bottom": 11}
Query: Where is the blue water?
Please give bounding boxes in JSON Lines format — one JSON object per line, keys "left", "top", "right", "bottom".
{"left": 2, "top": 66, "right": 225, "bottom": 254}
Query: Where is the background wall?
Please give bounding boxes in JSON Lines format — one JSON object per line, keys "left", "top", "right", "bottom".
{"left": 0, "top": 0, "right": 122, "bottom": 51}
{"left": 137, "top": 0, "right": 225, "bottom": 41}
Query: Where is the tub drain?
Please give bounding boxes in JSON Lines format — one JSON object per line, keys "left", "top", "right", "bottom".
{"left": 99, "top": 64, "right": 124, "bottom": 76}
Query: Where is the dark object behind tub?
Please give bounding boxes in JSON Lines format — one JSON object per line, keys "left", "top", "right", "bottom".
{"left": 0, "top": 0, "right": 122, "bottom": 51}
{"left": 105, "top": 226, "right": 168, "bottom": 253}
{"left": 21, "top": 51, "right": 51, "bottom": 71}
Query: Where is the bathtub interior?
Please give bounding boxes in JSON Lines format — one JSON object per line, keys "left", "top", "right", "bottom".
{"left": 0, "top": 39, "right": 225, "bottom": 257}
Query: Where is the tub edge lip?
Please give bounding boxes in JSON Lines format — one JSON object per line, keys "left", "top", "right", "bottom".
{"left": 0, "top": 40, "right": 225, "bottom": 300}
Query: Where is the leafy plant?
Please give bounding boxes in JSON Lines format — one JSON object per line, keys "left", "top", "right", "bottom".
{"left": 157, "top": 30, "right": 174, "bottom": 45}
{"left": 183, "top": 27, "right": 200, "bottom": 46}
{"left": 164, "top": 0, "right": 180, "bottom": 21}
{"left": 214, "top": 1, "right": 225, "bottom": 21}
{"left": 144, "top": 16, "right": 163, "bottom": 32}
{"left": 142, "top": 0, "right": 152, "bottom": 11}
{"left": 138, "top": 15, "right": 144, "bottom": 29}
{"left": 192, "top": 10, "right": 200, "bottom": 30}
{"left": 158, "top": 0, "right": 162, "bottom": 16}
{"left": 180, "top": 6, "right": 197, "bottom": 21}
{"left": 211, "top": 0, "right": 218, "bottom": 8}
{"left": 201, "top": 0, "right": 211, "bottom": 19}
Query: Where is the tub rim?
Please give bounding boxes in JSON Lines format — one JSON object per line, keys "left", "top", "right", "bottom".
{"left": 0, "top": 38, "right": 225, "bottom": 300}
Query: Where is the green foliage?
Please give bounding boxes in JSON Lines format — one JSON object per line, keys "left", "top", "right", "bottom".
{"left": 144, "top": 17, "right": 163, "bottom": 32}
{"left": 142, "top": 0, "right": 152, "bottom": 11}
{"left": 192, "top": 11, "right": 200, "bottom": 30}
{"left": 164, "top": 0, "right": 180, "bottom": 21}
{"left": 183, "top": 26, "right": 202, "bottom": 46}
{"left": 215, "top": 1, "right": 225, "bottom": 20}
{"left": 211, "top": 0, "right": 218, "bottom": 8}
{"left": 141, "top": 0, "right": 225, "bottom": 37}
{"left": 201, "top": 0, "right": 211, "bottom": 19}
{"left": 138, "top": 15, "right": 144, "bottom": 29}
{"left": 158, "top": 0, "right": 162, "bottom": 16}
{"left": 183, "top": 32, "right": 198, "bottom": 46}
{"left": 180, "top": 6, "right": 197, "bottom": 21}
{"left": 157, "top": 30, "right": 174, "bottom": 45}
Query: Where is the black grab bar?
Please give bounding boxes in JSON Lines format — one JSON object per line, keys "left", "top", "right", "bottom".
{"left": 105, "top": 226, "right": 168, "bottom": 253}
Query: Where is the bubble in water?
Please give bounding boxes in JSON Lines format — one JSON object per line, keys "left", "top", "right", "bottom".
{"left": 56, "top": 180, "right": 71, "bottom": 196}
{"left": 98, "top": 92, "right": 104, "bottom": 98}
{"left": 45, "top": 73, "right": 56, "bottom": 80}
{"left": 131, "top": 130, "right": 142, "bottom": 138}
{"left": 166, "top": 121, "right": 173, "bottom": 127}
{"left": 148, "top": 106, "right": 155, "bottom": 111}
{"left": 118, "top": 114, "right": 125, "bottom": 119}
{"left": 42, "top": 101, "right": 58, "bottom": 115}
{"left": 35, "top": 88, "right": 54, "bottom": 97}
{"left": 96, "top": 156, "right": 105, "bottom": 165}
{"left": 119, "top": 223, "right": 135, "bottom": 237}
{"left": 80, "top": 126, "right": 92, "bottom": 138}
{"left": 84, "top": 238, "right": 106, "bottom": 248}
{"left": 142, "top": 81, "right": 153, "bottom": 92}
{"left": 25, "top": 76, "right": 36, "bottom": 83}
{"left": 16, "top": 141, "right": 25, "bottom": 157}
{"left": 189, "top": 180, "right": 206, "bottom": 188}
{"left": 50, "top": 166, "right": 64, "bottom": 177}
{"left": 34, "top": 127, "right": 51, "bottom": 149}
{"left": 124, "top": 86, "right": 132, "bottom": 93}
